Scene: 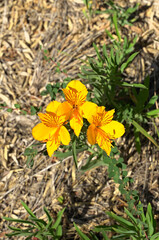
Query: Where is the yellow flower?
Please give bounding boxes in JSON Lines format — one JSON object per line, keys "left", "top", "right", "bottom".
{"left": 32, "top": 101, "right": 70, "bottom": 157}
{"left": 58, "top": 80, "right": 96, "bottom": 137}
{"left": 86, "top": 105, "right": 125, "bottom": 156}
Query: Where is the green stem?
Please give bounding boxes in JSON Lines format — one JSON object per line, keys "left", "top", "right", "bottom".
{"left": 72, "top": 136, "right": 78, "bottom": 169}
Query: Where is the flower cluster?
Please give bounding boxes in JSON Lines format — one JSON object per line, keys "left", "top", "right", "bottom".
{"left": 32, "top": 80, "right": 125, "bottom": 156}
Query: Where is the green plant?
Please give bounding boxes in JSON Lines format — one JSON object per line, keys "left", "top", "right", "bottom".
{"left": 79, "top": 13, "right": 140, "bottom": 105}
{"left": 96, "top": 0, "right": 139, "bottom": 27}
{"left": 79, "top": 13, "right": 159, "bottom": 152}
{"left": 94, "top": 203, "right": 159, "bottom": 240}
{"left": 74, "top": 203, "right": 159, "bottom": 240}
{"left": 3, "top": 201, "right": 65, "bottom": 240}
{"left": 0, "top": 102, "right": 42, "bottom": 116}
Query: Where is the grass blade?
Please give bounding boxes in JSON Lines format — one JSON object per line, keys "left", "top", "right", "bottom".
{"left": 132, "top": 120, "right": 159, "bottom": 149}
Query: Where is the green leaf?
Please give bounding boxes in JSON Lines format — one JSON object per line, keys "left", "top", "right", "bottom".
{"left": 44, "top": 49, "right": 48, "bottom": 54}
{"left": 93, "top": 43, "right": 103, "bottom": 62}
{"left": 103, "top": 44, "right": 109, "bottom": 63}
{"left": 73, "top": 223, "right": 90, "bottom": 240}
{"left": 54, "top": 146, "right": 88, "bottom": 159}
{"left": 146, "top": 109, "right": 159, "bottom": 117}
{"left": 146, "top": 203, "right": 155, "bottom": 236}
{"left": 40, "top": 90, "right": 48, "bottom": 96}
{"left": 51, "top": 208, "right": 65, "bottom": 229}
{"left": 132, "top": 120, "right": 159, "bottom": 149}
{"left": 3, "top": 217, "right": 36, "bottom": 226}
{"left": 46, "top": 219, "right": 53, "bottom": 230}
{"left": 150, "top": 233, "right": 159, "bottom": 240}
{"left": 89, "top": 231, "right": 100, "bottom": 240}
{"left": 121, "top": 82, "right": 147, "bottom": 89}
{"left": 55, "top": 225, "right": 63, "bottom": 237}
{"left": 121, "top": 52, "right": 138, "bottom": 72}
{"left": 113, "top": 13, "right": 121, "bottom": 42}
{"left": 72, "top": 136, "right": 78, "bottom": 169}
{"left": 30, "top": 106, "right": 37, "bottom": 115}
{"left": 124, "top": 208, "right": 138, "bottom": 225}
{"left": 105, "top": 29, "right": 114, "bottom": 40}
{"left": 106, "top": 211, "right": 135, "bottom": 229}
{"left": 20, "top": 110, "right": 27, "bottom": 115}
{"left": 7, "top": 108, "right": 13, "bottom": 112}
{"left": 6, "top": 232, "right": 35, "bottom": 237}
{"left": 8, "top": 226, "right": 35, "bottom": 232}
{"left": 14, "top": 103, "right": 21, "bottom": 109}
{"left": 81, "top": 158, "right": 105, "bottom": 172}
{"left": 137, "top": 201, "right": 146, "bottom": 222}
{"left": 43, "top": 207, "right": 52, "bottom": 222}
{"left": 53, "top": 87, "right": 58, "bottom": 94}
{"left": 134, "top": 76, "right": 149, "bottom": 111}
{"left": 24, "top": 148, "right": 37, "bottom": 156}
{"left": 20, "top": 201, "right": 43, "bottom": 229}
{"left": 57, "top": 196, "right": 64, "bottom": 204}
{"left": 94, "top": 225, "right": 115, "bottom": 232}
{"left": 29, "top": 217, "right": 47, "bottom": 226}
{"left": 112, "top": 225, "right": 136, "bottom": 235}
{"left": 100, "top": 230, "right": 109, "bottom": 240}
{"left": 146, "top": 95, "right": 158, "bottom": 109}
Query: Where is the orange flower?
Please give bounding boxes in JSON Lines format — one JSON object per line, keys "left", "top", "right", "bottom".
{"left": 32, "top": 101, "right": 70, "bottom": 157}
{"left": 86, "top": 106, "right": 125, "bottom": 156}
{"left": 58, "top": 80, "right": 96, "bottom": 136}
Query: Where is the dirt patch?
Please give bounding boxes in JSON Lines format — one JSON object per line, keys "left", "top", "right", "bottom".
{"left": 0, "top": 0, "right": 159, "bottom": 239}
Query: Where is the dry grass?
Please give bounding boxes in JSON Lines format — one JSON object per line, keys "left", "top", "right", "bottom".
{"left": 0, "top": 0, "right": 159, "bottom": 239}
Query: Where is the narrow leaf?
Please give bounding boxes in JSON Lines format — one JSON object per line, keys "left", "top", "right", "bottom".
{"left": 51, "top": 208, "right": 65, "bottom": 229}
{"left": 106, "top": 212, "right": 135, "bottom": 229}
{"left": 121, "top": 52, "right": 138, "bottom": 72}
{"left": 3, "top": 217, "right": 35, "bottom": 226}
{"left": 132, "top": 120, "right": 159, "bottom": 149}
{"left": 73, "top": 223, "right": 90, "bottom": 240}
{"left": 44, "top": 206, "right": 52, "bottom": 222}
{"left": 146, "top": 109, "right": 159, "bottom": 117}
{"left": 121, "top": 82, "right": 147, "bottom": 89}
{"left": 113, "top": 13, "right": 121, "bottom": 42}
{"left": 146, "top": 95, "right": 158, "bottom": 109}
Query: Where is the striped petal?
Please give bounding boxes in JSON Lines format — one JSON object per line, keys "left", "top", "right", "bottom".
{"left": 70, "top": 109, "right": 83, "bottom": 136}
{"left": 96, "top": 128, "right": 112, "bottom": 156}
{"left": 101, "top": 109, "right": 115, "bottom": 125}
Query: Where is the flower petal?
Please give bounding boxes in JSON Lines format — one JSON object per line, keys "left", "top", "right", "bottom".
{"left": 56, "top": 101, "right": 72, "bottom": 120}
{"left": 46, "top": 101, "right": 61, "bottom": 113}
{"left": 32, "top": 123, "right": 52, "bottom": 141}
{"left": 87, "top": 124, "right": 96, "bottom": 145}
{"left": 81, "top": 101, "right": 97, "bottom": 121}
{"left": 66, "top": 80, "right": 87, "bottom": 92}
{"left": 59, "top": 126, "right": 70, "bottom": 145}
{"left": 38, "top": 112, "right": 55, "bottom": 127}
{"left": 47, "top": 140, "right": 60, "bottom": 157}
{"left": 101, "top": 109, "right": 115, "bottom": 125}
{"left": 96, "top": 128, "right": 112, "bottom": 156}
{"left": 100, "top": 120, "right": 125, "bottom": 139}
{"left": 63, "top": 80, "right": 88, "bottom": 106}
{"left": 70, "top": 109, "right": 83, "bottom": 136}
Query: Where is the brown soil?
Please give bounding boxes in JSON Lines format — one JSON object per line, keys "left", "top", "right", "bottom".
{"left": 0, "top": 0, "right": 159, "bottom": 239}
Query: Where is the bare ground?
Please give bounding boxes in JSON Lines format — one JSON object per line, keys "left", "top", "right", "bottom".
{"left": 0, "top": 0, "right": 159, "bottom": 239}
